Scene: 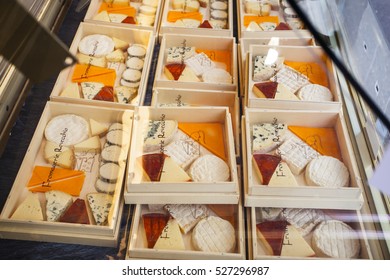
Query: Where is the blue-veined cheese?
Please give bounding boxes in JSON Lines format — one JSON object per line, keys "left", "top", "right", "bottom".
{"left": 252, "top": 122, "right": 287, "bottom": 153}
{"left": 80, "top": 82, "right": 104, "bottom": 100}
{"left": 86, "top": 193, "right": 113, "bottom": 226}
{"left": 45, "top": 190, "right": 73, "bottom": 222}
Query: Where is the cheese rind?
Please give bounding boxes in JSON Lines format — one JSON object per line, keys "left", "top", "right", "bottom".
{"left": 189, "top": 155, "right": 230, "bottom": 182}
{"left": 192, "top": 216, "right": 236, "bottom": 253}
{"left": 10, "top": 193, "right": 43, "bottom": 221}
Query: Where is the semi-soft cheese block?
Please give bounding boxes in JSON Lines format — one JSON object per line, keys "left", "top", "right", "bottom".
{"left": 142, "top": 213, "right": 170, "bottom": 248}
{"left": 281, "top": 224, "right": 315, "bottom": 257}
{"left": 10, "top": 192, "right": 44, "bottom": 221}
{"left": 154, "top": 219, "right": 186, "bottom": 250}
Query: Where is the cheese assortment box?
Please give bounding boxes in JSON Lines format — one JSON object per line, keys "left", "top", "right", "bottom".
{"left": 151, "top": 88, "right": 240, "bottom": 157}
{"left": 84, "top": 0, "right": 164, "bottom": 34}
{"left": 238, "top": 36, "right": 314, "bottom": 96}
{"left": 237, "top": 0, "right": 312, "bottom": 38}
{"left": 0, "top": 102, "right": 134, "bottom": 246}
{"left": 50, "top": 22, "right": 155, "bottom": 108}
{"left": 154, "top": 34, "right": 238, "bottom": 92}
{"left": 244, "top": 45, "right": 342, "bottom": 111}
{"left": 126, "top": 203, "right": 245, "bottom": 259}
{"left": 124, "top": 106, "right": 239, "bottom": 204}
{"left": 159, "top": 0, "right": 233, "bottom": 40}
{"left": 248, "top": 207, "right": 372, "bottom": 259}
{"left": 242, "top": 108, "right": 364, "bottom": 210}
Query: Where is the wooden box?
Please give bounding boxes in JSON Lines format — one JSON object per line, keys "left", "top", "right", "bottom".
{"left": 0, "top": 101, "right": 134, "bottom": 247}
{"left": 50, "top": 22, "right": 155, "bottom": 108}
{"left": 242, "top": 108, "right": 364, "bottom": 210}
{"left": 126, "top": 203, "right": 245, "bottom": 259}
{"left": 245, "top": 45, "right": 342, "bottom": 111}
{"left": 124, "top": 106, "right": 239, "bottom": 204}
{"left": 151, "top": 88, "right": 240, "bottom": 157}
{"left": 237, "top": 0, "right": 312, "bottom": 38}
{"left": 84, "top": 0, "right": 164, "bottom": 34}
{"left": 248, "top": 207, "right": 373, "bottom": 259}
{"left": 154, "top": 34, "right": 238, "bottom": 92}
{"left": 159, "top": 0, "right": 233, "bottom": 41}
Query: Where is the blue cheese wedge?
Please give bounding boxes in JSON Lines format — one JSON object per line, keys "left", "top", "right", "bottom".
{"left": 252, "top": 123, "right": 287, "bottom": 153}
{"left": 86, "top": 193, "right": 113, "bottom": 226}
{"left": 185, "top": 52, "right": 216, "bottom": 76}
{"left": 166, "top": 46, "right": 196, "bottom": 64}
{"left": 11, "top": 192, "right": 44, "bottom": 221}
{"left": 45, "top": 190, "right": 73, "bottom": 222}
{"left": 253, "top": 55, "right": 284, "bottom": 81}
{"left": 80, "top": 82, "right": 104, "bottom": 100}
{"left": 154, "top": 219, "right": 186, "bottom": 250}
{"left": 114, "top": 86, "right": 137, "bottom": 104}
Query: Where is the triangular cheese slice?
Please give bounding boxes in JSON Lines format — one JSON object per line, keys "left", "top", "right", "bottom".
{"left": 122, "top": 16, "right": 136, "bottom": 24}
{"left": 46, "top": 149, "right": 75, "bottom": 170}
{"left": 178, "top": 122, "right": 226, "bottom": 161}
{"left": 284, "top": 61, "right": 329, "bottom": 87}
{"left": 154, "top": 219, "right": 185, "bottom": 250}
{"left": 45, "top": 190, "right": 73, "bottom": 222}
{"left": 44, "top": 141, "right": 70, "bottom": 162}
{"left": 27, "top": 166, "right": 85, "bottom": 196}
{"left": 275, "top": 22, "right": 291, "bottom": 30}
{"left": 73, "top": 136, "right": 101, "bottom": 153}
{"left": 281, "top": 224, "right": 315, "bottom": 257}
{"left": 160, "top": 157, "right": 191, "bottom": 182}
{"left": 92, "top": 10, "right": 111, "bottom": 22}
{"left": 114, "top": 86, "right": 137, "bottom": 104}
{"left": 76, "top": 53, "right": 107, "bottom": 68}
{"left": 195, "top": 49, "right": 232, "bottom": 76}
{"left": 87, "top": 193, "right": 113, "bottom": 226}
{"left": 59, "top": 198, "right": 89, "bottom": 224}
{"left": 142, "top": 213, "right": 170, "bottom": 248}
{"left": 288, "top": 126, "right": 342, "bottom": 160}
{"left": 177, "top": 66, "right": 200, "bottom": 82}
{"left": 108, "top": 13, "right": 128, "bottom": 23}
{"left": 112, "top": 37, "right": 129, "bottom": 51}
{"left": 10, "top": 193, "right": 43, "bottom": 221}
{"left": 199, "top": 20, "right": 213, "bottom": 28}
{"left": 138, "top": 153, "right": 167, "bottom": 182}
{"left": 72, "top": 64, "right": 116, "bottom": 87}
{"left": 89, "top": 118, "right": 109, "bottom": 137}
{"left": 268, "top": 162, "right": 298, "bottom": 187}
{"left": 93, "top": 86, "right": 114, "bottom": 102}
{"left": 256, "top": 220, "right": 288, "bottom": 256}
{"left": 247, "top": 21, "right": 262, "bottom": 31}
{"left": 253, "top": 81, "right": 278, "bottom": 99}
{"left": 274, "top": 83, "right": 299, "bottom": 100}
{"left": 167, "top": 11, "right": 203, "bottom": 23}
{"left": 164, "top": 63, "right": 186, "bottom": 81}
{"left": 59, "top": 83, "right": 80, "bottom": 99}
{"left": 80, "top": 82, "right": 104, "bottom": 100}
{"left": 252, "top": 154, "right": 282, "bottom": 185}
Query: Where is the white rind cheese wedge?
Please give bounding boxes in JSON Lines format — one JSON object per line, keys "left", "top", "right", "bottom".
{"left": 60, "top": 83, "right": 80, "bottom": 99}
{"left": 45, "top": 190, "right": 73, "bottom": 222}
{"left": 281, "top": 224, "right": 315, "bottom": 257}
{"left": 73, "top": 135, "right": 101, "bottom": 153}
{"left": 305, "top": 156, "right": 349, "bottom": 188}
{"left": 165, "top": 204, "right": 209, "bottom": 234}
{"left": 268, "top": 162, "right": 298, "bottom": 187}
{"left": 46, "top": 148, "right": 75, "bottom": 169}
{"left": 185, "top": 52, "right": 215, "bottom": 76}
{"left": 281, "top": 208, "right": 328, "bottom": 237}
{"left": 312, "top": 220, "right": 360, "bottom": 259}
{"left": 277, "top": 135, "right": 319, "bottom": 175}
{"left": 89, "top": 119, "right": 109, "bottom": 137}
{"left": 160, "top": 157, "right": 191, "bottom": 182}
{"left": 154, "top": 219, "right": 186, "bottom": 250}
{"left": 142, "top": 120, "right": 178, "bottom": 152}
{"left": 87, "top": 193, "right": 113, "bottom": 226}
{"left": 270, "top": 66, "right": 310, "bottom": 94}
{"left": 192, "top": 216, "right": 236, "bottom": 253}
{"left": 11, "top": 193, "right": 43, "bottom": 221}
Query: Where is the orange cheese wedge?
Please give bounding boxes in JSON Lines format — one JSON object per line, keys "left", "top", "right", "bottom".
{"left": 71, "top": 64, "right": 116, "bottom": 87}
{"left": 167, "top": 11, "right": 203, "bottom": 23}
{"left": 178, "top": 122, "right": 227, "bottom": 161}
{"left": 27, "top": 166, "right": 85, "bottom": 196}
{"left": 288, "top": 126, "right": 342, "bottom": 160}
{"left": 284, "top": 61, "right": 329, "bottom": 88}
{"left": 195, "top": 49, "right": 232, "bottom": 75}
{"left": 98, "top": 4, "right": 137, "bottom": 18}
{"left": 243, "top": 15, "right": 279, "bottom": 27}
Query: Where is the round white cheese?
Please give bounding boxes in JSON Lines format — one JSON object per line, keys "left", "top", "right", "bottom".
{"left": 202, "top": 68, "right": 232, "bottom": 84}
{"left": 78, "top": 34, "right": 115, "bottom": 57}
{"left": 189, "top": 155, "right": 230, "bottom": 182}
{"left": 192, "top": 216, "right": 236, "bottom": 253}
{"left": 312, "top": 220, "right": 360, "bottom": 259}
{"left": 297, "top": 84, "right": 333, "bottom": 102}
{"left": 45, "top": 114, "right": 89, "bottom": 146}
{"left": 305, "top": 156, "right": 349, "bottom": 188}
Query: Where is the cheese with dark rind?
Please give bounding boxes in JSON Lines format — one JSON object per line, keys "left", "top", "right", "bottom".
{"left": 142, "top": 213, "right": 170, "bottom": 248}
{"left": 164, "top": 63, "right": 186, "bottom": 81}
{"left": 252, "top": 81, "right": 278, "bottom": 98}
{"left": 252, "top": 154, "right": 282, "bottom": 185}
{"left": 59, "top": 198, "right": 89, "bottom": 224}
{"left": 138, "top": 153, "right": 167, "bottom": 181}
{"left": 256, "top": 220, "right": 288, "bottom": 256}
